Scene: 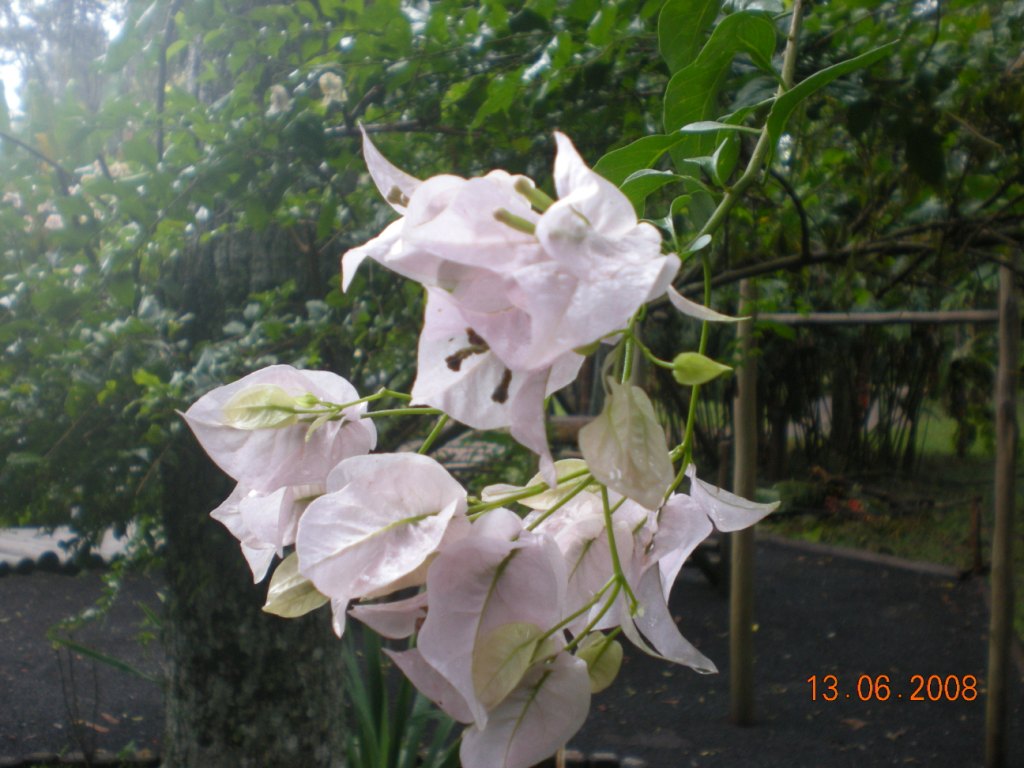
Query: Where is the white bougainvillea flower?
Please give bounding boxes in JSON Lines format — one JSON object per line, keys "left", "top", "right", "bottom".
{"left": 684, "top": 464, "right": 779, "bottom": 531}
{"left": 296, "top": 452, "right": 467, "bottom": 638}
{"left": 417, "top": 513, "right": 567, "bottom": 728}
{"left": 456, "top": 134, "right": 679, "bottom": 372}
{"left": 182, "top": 365, "right": 376, "bottom": 493}
{"left": 210, "top": 483, "right": 319, "bottom": 583}
{"left": 342, "top": 128, "right": 541, "bottom": 291}
{"left": 386, "top": 647, "right": 475, "bottom": 724}
{"left": 348, "top": 591, "right": 429, "bottom": 640}
{"left": 606, "top": 467, "right": 778, "bottom": 672}
{"left": 412, "top": 288, "right": 583, "bottom": 485}
{"left": 459, "top": 652, "right": 591, "bottom": 768}
{"left": 527, "top": 490, "right": 647, "bottom": 636}
{"left": 578, "top": 380, "right": 675, "bottom": 510}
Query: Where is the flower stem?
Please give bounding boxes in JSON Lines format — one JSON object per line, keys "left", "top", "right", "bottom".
{"left": 417, "top": 413, "right": 449, "bottom": 455}
{"left": 601, "top": 486, "right": 638, "bottom": 613}
{"left": 364, "top": 407, "right": 444, "bottom": 418}
{"left": 467, "top": 467, "right": 590, "bottom": 516}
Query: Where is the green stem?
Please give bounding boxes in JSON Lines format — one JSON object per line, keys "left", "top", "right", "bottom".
{"left": 537, "top": 577, "right": 617, "bottom": 648}
{"left": 671, "top": 257, "right": 714, "bottom": 490}
{"left": 601, "top": 486, "right": 638, "bottom": 612}
{"left": 467, "top": 467, "right": 591, "bottom": 516}
{"left": 417, "top": 413, "right": 449, "bottom": 455}
{"left": 364, "top": 407, "right": 444, "bottom": 418}
{"left": 694, "top": 1, "right": 805, "bottom": 242}
{"left": 525, "top": 476, "right": 595, "bottom": 531}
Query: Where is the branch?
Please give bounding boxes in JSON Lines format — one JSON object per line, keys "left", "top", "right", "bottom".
{"left": 0, "top": 128, "right": 74, "bottom": 192}
{"left": 695, "top": 0, "right": 805, "bottom": 240}
{"left": 768, "top": 168, "right": 811, "bottom": 263}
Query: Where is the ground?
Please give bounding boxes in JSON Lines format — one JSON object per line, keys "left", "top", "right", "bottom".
{"left": 0, "top": 536, "right": 1021, "bottom": 767}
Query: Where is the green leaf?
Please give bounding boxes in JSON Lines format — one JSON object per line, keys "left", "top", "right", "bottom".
{"left": 222, "top": 384, "right": 299, "bottom": 430}
{"left": 710, "top": 133, "right": 740, "bottom": 185}
{"left": 680, "top": 120, "right": 760, "bottom": 135}
{"left": 620, "top": 170, "right": 683, "bottom": 216}
{"left": 658, "top": 0, "right": 722, "bottom": 74}
{"left": 472, "top": 622, "right": 542, "bottom": 710}
{"left": 663, "top": 12, "right": 777, "bottom": 135}
{"left": 594, "top": 135, "right": 681, "bottom": 186}
{"left": 263, "top": 553, "right": 329, "bottom": 618}
{"left": 471, "top": 75, "right": 520, "bottom": 129}
{"left": 765, "top": 41, "right": 899, "bottom": 146}
{"left": 132, "top": 368, "right": 162, "bottom": 389}
{"left": 672, "top": 352, "right": 733, "bottom": 386}
{"left": 576, "top": 633, "right": 623, "bottom": 693}
{"left": 578, "top": 381, "right": 675, "bottom": 510}
{"left": 587, "top": 5, "right": 617, "bottom": 46}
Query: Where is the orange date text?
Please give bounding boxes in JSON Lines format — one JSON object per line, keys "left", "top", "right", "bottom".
{"left": 805, "top": 674, "right": 979, "bottom": 702}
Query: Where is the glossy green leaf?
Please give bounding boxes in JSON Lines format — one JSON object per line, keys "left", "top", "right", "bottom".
{"left": 658, "top": 0, "right": 722, "bottom": 74}
{"left": 620, "top": 169, "right": 683, "bottom": 215}
{"left": 664, "top": 12, "right": 777, "bottom": 135}
{"left": 765, "top": 41, "right": 899, "bottom": 146}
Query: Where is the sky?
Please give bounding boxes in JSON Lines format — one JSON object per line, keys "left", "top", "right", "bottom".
{"left": 0, "top": 2, "right": 124, "bottom": 118}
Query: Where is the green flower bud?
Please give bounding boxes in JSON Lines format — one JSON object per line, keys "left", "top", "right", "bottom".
{"left": 672, "top": 352, "right": 733, "bottom": 386}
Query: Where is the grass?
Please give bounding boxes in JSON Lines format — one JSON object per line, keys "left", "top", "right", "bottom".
{"left": 761, "top": 444, "right": 1024, "bottom": 640}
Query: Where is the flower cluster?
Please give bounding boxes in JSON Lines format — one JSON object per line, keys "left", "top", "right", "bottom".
{"left": 344, "top": 129, "right": 678, "bottom": 484}
{"left": 183, "top": 133, "right": 777, "bottom": 768}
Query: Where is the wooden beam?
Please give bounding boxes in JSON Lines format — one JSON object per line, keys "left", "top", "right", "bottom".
{"left": 985, "top": 264, "right": 1019, "bottom": 768}
{"left": 759, "top": 309, "right": 999, "bottom": 326}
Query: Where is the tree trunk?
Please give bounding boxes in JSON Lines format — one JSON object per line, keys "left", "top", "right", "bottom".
{"left": 160, "top": 433, "right": 347, "bottom": 767}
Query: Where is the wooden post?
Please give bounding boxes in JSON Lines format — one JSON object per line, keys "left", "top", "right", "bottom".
{"left": 731, "top": 279, "right": 757, "bottom": 725}
{"left": 985, "top": 264, "right": 1019, "bottom": 768}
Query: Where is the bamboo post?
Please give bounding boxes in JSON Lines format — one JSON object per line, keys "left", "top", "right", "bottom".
{"left": 985, "top": 264, "right": 1019, "bottom": 768}
{"left": 731, "top": 279, "right": 757, "bottom": 725}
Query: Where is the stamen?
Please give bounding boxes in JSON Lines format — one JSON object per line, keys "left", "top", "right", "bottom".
{"left": 445, "top": 329, "right": 489, "bottom": 371}
{"left": 494, "top": 208, "right": 536, "bottom": 235}
{"left": 491, "top": 367, "right": 513, "bottom": 404}
{"left": 514, "top": 177, "right": 554, "bottom": 212}
{"left": 386, "top": 186, "right": 410, "bottom": 207}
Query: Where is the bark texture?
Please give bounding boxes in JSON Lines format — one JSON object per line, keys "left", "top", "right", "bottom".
{"left": 160, "top": 434, "right": 347, "bottom": 768}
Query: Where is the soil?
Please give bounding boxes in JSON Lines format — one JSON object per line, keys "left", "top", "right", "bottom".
{"left": 1, "top": 537, "right": 1021, "bottom": 768}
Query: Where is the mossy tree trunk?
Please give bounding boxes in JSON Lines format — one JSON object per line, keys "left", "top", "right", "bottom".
{"left": 157, "top": 221, "right": 345, "bottom": 766}
{"left": 160, "top": 434, "right": 347, "bottom": 767}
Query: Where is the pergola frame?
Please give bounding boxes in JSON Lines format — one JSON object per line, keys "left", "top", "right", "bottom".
{"left": 730, "top": 269, "right": 1018, "bottom": 768}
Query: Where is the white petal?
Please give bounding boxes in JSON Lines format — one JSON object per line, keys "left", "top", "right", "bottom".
{"left": 360, "top": 125, "right": 421, "bottom": 213}
{"left": 667, "top": 285, "right": 744, "bottom": 323}
{"left": 348, "top": 591, "right": 428, "bottom": 639}
{"left": 578, "top": 381, "right": 674, "bottom": 511}
{"left": 652, "top": 494, "right": 714, "bottom": 597}
{"left": 418, "top": 528, "right": 567, "bottom": 728}
{"left": 685, "top": 465, "right": 778, "bottom": 532}
{"left": 386, "top": 648, "right": 474, "bottom": 724}
{"left": 622, "top": 567, "right": 717, "bottom": 674}
{"left": 459, "top": 653, "right": 590, "bottom": 768}
{"left": 296, "top": 453, "right": 466, "bottom": 604}
{"left": 182, "top": 365, "right": 376, "bottom": 492}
